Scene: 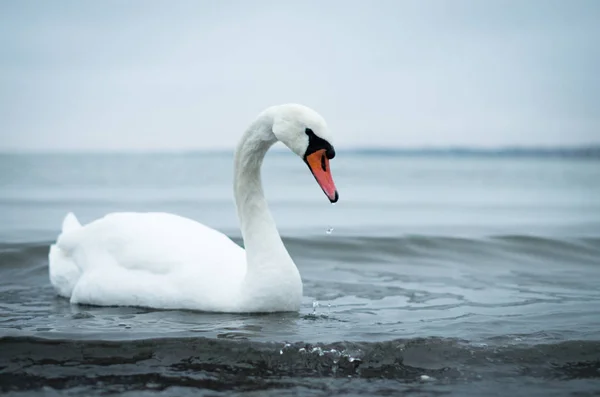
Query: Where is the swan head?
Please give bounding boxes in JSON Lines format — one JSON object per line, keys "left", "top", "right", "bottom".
{"left": 270, "top": 104, "right": 338, "bottom": 203}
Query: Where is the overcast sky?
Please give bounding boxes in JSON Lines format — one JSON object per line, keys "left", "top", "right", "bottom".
{"left": 1, "top": 0, "right": 599, "bottom": 151}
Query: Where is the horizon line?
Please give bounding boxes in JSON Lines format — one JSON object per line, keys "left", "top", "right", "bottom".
{"left": 0, "top": 142, "right": 600, "bottom": 154}
{"left": 1, "top": 144, "right": 600, "bottom": 157}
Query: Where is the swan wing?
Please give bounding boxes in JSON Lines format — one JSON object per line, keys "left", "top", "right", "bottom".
{"left": 49, "top": 212, "right": 246, "bottom": 310}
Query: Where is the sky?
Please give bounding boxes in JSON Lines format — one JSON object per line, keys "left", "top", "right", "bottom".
{"left": 1, "top": 0, "right": 599, "bottom": 151}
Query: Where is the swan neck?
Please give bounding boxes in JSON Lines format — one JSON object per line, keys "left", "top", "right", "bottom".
{"left": 233, "top": 114, "right": 286, "bottom": 261}
{"left": 230, "top": 110, "right": 302, "bottom": 312}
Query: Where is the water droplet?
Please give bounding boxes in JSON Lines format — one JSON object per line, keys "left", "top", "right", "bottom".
{"left": 326, "top": 227, "right": 334, "bottom": 235}
{"left": 310, "top": 347, "right": 324, "bottom": 356}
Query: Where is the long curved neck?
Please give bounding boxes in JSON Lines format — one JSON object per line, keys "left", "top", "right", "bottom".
{"left": 233, "top": 114, "right": 296, "bottom": 283}
{"left": 228, "top": 109, "right": 303, "bottom": 312}
{"left": 234, "top": 115, "right": 278, "bottom": 249}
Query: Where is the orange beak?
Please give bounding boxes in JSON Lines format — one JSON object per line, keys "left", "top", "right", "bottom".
{"left": 305, "top": 149, "right": 339, "bottom": 203}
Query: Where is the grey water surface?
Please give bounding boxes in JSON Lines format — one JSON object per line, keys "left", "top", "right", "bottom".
{"left": 1, "top": 151, "right": 599, "bottom": 396}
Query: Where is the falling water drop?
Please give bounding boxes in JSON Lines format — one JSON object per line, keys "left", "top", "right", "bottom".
{"left": 326, "top": 201, "right": 336, "bottom": 234}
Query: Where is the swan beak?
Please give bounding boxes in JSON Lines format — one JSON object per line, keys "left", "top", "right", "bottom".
{"left": 305, "top": 149, "right": 339, "bottom": 203}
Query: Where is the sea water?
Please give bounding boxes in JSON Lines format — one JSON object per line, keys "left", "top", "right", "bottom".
{"left": 0, "top": 151, "right": 599, "bottom": 396}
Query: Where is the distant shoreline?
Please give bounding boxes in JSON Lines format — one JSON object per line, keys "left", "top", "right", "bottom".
{"left": 337, "top": 146, "right": 600, "bottom": 158}
{"left": 1, "top": 145, "right": 600, "bottom": 158}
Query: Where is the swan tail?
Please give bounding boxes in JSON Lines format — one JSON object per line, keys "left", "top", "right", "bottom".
{"left": 49, "top": 212, "right": 83, "bottom": 298}
{"left": 62, "top": 212, "right": 81, "bottom": 233}
{"left": 56, "top": 212, "right": 83, "bottom": 251}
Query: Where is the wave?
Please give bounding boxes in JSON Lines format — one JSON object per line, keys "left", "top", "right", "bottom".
{"left": 1, "top": 235, "right": 599, "bottom": 269}
{"left": 1, "top": 336, "right": 599, "bottom": 394}
{"left": 285, "top": 234, "right": 600, "bottom": 262}
{"left": 2, "top": 235, "right": 599, "bottom": 396}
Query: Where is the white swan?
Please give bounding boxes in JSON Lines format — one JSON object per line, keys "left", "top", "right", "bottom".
{"left": 48, "top": 104, "right": 338, "bottom": 313}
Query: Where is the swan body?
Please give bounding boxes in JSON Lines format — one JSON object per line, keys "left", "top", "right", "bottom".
{"left": 48, "top": 104, "right": 338, "bottom": 313}
{"left": 50, "top": 212, "right": 249, "bottom": 312}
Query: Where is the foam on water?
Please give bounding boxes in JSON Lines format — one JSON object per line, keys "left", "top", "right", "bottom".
{"left": 1, "top": 336, "right": 599, "bottom": 396}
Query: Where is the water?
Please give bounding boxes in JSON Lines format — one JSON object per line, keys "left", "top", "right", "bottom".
{"left": 1, "top": 151, "right": 599, "bottom": 396}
